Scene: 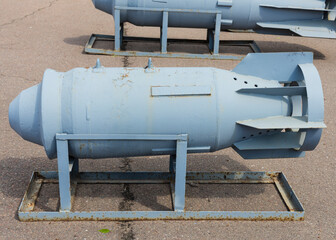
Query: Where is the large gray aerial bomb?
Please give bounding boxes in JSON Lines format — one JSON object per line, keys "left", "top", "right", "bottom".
{"left": 92, "top": 0, "right": 336, "bottom": 39}
{"left": 9, "top": 53, "right": 325, "bottom": 160}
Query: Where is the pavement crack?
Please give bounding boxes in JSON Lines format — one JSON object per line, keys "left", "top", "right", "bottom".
{"left": 119, "top": 221, "right": 135, "bottom": 240}
{"left": 0, "top": 0, "right": 59, "bottom": 28}
{"left": 118, "top": 158, "right": 135, "bottom": 240}
{"left": 118, "top": 30, "right": 135, "bottom": 240}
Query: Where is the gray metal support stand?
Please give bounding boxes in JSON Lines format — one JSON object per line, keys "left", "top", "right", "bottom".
{"left": 56, "top": 133, "right": 188, "bottom": 213}
{"left": 56, "top": 137, "right": 71, "bottom": 212}
{"left": 17, "top": 133, "right": 304, "bottom": 221}
{"left": 160, "top": 11, "right": 169, "bottom": 53}
{"left": 85, "top": 7, "right": 261, "bottom": 60}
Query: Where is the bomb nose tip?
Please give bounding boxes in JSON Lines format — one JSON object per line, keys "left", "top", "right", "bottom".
{"left": 8, "top": 84, "right": 43, "bottom": 145}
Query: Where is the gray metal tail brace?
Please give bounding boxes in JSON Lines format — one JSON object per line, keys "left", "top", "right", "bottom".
{"left": 18, "top": 133, "right": 304, "bottom": 221}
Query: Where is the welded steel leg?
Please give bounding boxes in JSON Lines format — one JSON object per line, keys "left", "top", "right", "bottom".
{"left": 161, "top": 11, "right": 168, "bottom": 53}
{"left": 120, "top": 22, "right": 124, "bottom": 48}
{"left": 169, "top": 154, "right": 176, "bottom": 209}
{"left": 207, "top": 29, "right": 214, "bottom": 52}
{"left": 69, "top": 157, "right": 78, "bottom": 208}
{"left": 56, "top": 139, "right": 72, "bottom": 212}
{"left": 169, "top": 154, "right": 176, "bottom": 173}
{"left": 174, "top": 140, "right": 188, "bottom": 212}
{"left": 70, "top": 157, "right": 79, "bottom": 177}
{"left": 114, "top": 9, "right": 121, "bottom": 51}
{"left": 213, "top": 13, "right": 221, "bottom": 55}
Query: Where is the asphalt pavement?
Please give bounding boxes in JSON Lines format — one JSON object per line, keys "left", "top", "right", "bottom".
{"left": 0, "top": 0, "right": 335, "bottom": 239}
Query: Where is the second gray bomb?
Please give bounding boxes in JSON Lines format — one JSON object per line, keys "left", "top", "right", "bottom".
{"left": 92, "top": 0, "right": 336, "bottom": 38}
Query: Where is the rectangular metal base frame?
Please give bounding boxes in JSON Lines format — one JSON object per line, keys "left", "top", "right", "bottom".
{"left": 84, "top": 34, "right": 261, "bottom": 61}
{"left": 18, "top": 171, "right": 304, "bottom": 221}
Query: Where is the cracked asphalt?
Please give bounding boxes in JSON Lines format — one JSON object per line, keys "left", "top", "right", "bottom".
{"left": 0, "top": 0, "right": 335, "bottom": 239}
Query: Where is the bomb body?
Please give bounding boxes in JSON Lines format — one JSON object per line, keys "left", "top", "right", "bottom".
{"left": 9, "top": 53, "right": 325, "bottom": 160}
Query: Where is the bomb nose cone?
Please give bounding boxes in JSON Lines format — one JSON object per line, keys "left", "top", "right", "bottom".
{"left": 8, "top": 93, "right": 20, "bottom": 136}
{"left": 9, "top": 84, "right": 43, "bottom": 145}
{"left": 92, "top": 0, "right": 113, "bottom": 14}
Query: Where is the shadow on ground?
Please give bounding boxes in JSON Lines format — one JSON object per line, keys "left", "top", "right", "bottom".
{"left": 64, "top": 35, "right": 325, "bottom": 59}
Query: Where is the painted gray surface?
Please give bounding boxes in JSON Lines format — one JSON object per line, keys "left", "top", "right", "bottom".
{"left": 92, "top": 0, "right": 336, "bottom": 38}
{"left": 8, "top": 53, "right": 325, "bottom": 160}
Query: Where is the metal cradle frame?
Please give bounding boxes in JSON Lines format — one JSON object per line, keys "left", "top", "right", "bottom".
{"left": 18, "top": 133, "right": 304, "bottom": 221}
{"left": 84, "top": 7, "right": 261, "bottom": 60}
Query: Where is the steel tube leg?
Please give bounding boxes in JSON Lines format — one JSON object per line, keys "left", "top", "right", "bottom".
{"left": 114, "top": 9, "right": 121, "bottom": 51}
{"left": 169, "top": 154, "right": 176, "bottom": 173}
{"left": 161, "top": 11, "right": 168, "bottom": 53}
{"left": 70, "top": 157, "right": 79, "bottom": 176}
{"left": 120, "top": 22, "right": 124, "bottom": 47}
{"left": 56, "top": 138, "right": 72, "bottom": 212}
{"left": 174, "top": 139, "right": 188, "bottom": 212}
{"left": 207, "top": 29, "right": 214, "bottom": 52}
{"left": 213, "top": 13, "right": 222, "bottom": 55}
